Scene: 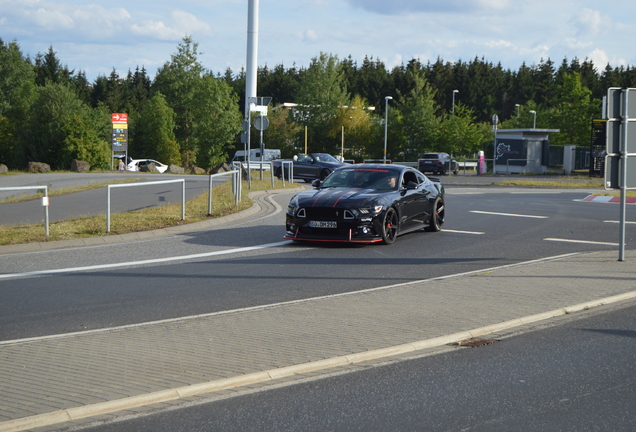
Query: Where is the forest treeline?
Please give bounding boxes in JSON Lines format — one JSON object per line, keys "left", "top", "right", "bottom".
{"left": 2, "top": 36, "right": 636, "bottom": 171}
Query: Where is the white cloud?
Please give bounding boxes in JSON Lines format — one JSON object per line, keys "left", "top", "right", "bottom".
{"left": 302, "top": 29, "right": 318, "bottom": 43}
{"left": 571, "top": 8, "right": 612, "bottom": 37}
{"left": 588, "top": 48, "right": 609, "bottom": 68}
{"left": 131, "top": 21, "right": 183, "bottom": 41}
{"left": 171, "top": 10, "right": 212, "bottom": 35}
{"left": 343, "top": 0, "right": 512, "bottom": 15}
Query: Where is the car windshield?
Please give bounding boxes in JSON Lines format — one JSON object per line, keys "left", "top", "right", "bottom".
{"left": 312, "top": 153, "right": 339, "bottom": 163}
{"left": 321, "top": 168, "right": 398, "bottom": 191}
{"left": 422, "top": 153, "right": 440, "bottom": 159}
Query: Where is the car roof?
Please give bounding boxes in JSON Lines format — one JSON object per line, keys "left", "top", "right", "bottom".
{"left": 338, "top": 164, "right": 408, "bottom": 173}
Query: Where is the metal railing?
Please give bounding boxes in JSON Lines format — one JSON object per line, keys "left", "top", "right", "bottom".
{"left": 208, "top": 170, "right": 241, "bottom": 215}
{"left": 460, "top": 159, "right": 492, "bottom": 175}
{"left": 106, "top": 179, "right": 185, "bottom": 233}
{"left": 280, "top": 161, "right": 294, "bottom": 187}
{"left": 232, "top": 161, "right": 276, "bottom": 188}
{"left": 0, "top": 186, "right": 49, "bottom": 236}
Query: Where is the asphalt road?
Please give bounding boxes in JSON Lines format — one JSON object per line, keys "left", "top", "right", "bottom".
{"left": 1, "top": 185, "right": 632, "bottom": 341}
{"left": 71, "top": 299, "right": 636, "bottom": 432}
{"left": 0, "top": 173, "right": 219, "bottom": 225}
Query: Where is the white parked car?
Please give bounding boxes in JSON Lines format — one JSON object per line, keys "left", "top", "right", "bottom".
{"left": 127, "top": 159, "right": 169, "bottom": 173}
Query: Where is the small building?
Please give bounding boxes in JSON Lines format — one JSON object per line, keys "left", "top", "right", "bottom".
{"left": 492, "top": 128, "right": 561, "bottom": 174}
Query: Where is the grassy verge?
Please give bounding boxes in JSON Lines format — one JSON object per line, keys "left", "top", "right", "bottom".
{"left": 496, "top": 179, "right": 603, "bottom": 188}
{"left": 0, "top": 179, "right": 299, "bottom": 246}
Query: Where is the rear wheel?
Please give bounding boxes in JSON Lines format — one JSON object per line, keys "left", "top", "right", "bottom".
{"left": 425, "top": 197, "right": 444, "bottom": 232}
{"left": 381, "top": 207, "right": 399, "bottom": 245}
{"left": 320, "top": 169, "right": 331, "bottom": 181}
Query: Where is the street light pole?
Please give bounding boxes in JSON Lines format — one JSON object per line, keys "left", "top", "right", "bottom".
{"left": 515, "top": 104, "right": 520, "bottom": 117}
{"left": 452, "top": 89, "right": 459, "bottom": 114}
{"left": 529, "top": 110, "right": 537, "bottom": 128}
{"left": 384, "top": 96, "right": 392, "bottom": 164}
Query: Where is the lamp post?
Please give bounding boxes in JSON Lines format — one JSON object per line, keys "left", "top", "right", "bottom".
{"left": 529, "top": 110, "right": 537, "bottom": 128}
{"left": 452, "top": 89, "right": 459, "bottom": 114}
{"left": 383, "top": 96, "right": 392, "bottom": 164}
{"left": 515, "top": 104, "right": 520, "bottom": 118}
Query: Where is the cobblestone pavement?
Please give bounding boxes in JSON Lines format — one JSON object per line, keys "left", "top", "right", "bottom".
{"left": 1, "top": 248, "right": 634, "bottom": 432}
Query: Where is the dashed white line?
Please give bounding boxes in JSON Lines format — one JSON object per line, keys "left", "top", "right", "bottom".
{"left": 443, "top": 229, "right": 485, "bottom": 235}
{"left": 544, "top": 238, "right": 619, "bottom": 246}
{"left": 470, "top": 210, "right": 548, "bottom": 219}
{"left": 603, "top": 220, "right": 636, "bottom": 224}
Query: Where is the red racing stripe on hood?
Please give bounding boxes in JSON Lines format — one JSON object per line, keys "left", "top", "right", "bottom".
{"left": 311, "top": 188, "right": 350, "bottom": 207}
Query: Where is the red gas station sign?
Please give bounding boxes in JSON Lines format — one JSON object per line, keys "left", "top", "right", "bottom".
{"left": 112, "top": 113, "right": 128, "bottom": 124}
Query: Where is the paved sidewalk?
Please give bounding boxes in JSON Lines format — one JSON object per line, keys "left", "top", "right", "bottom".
{"left": 1, "top": 249, "right": 635, "bottom": 432}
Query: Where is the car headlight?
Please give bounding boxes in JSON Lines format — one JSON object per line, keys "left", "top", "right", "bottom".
{"left": 358, "top": 205, "right": 383, "bottom": 216}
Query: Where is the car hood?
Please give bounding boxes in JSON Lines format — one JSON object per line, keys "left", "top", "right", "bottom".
{"left": 292, "top": 188, "right": 388, "bottom": 208}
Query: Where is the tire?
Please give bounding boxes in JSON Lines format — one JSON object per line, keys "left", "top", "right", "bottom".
{"left": 381, "top": 207, "right": 399, "bottom": 245}
{"left": 320, "top": 169, "right": 331, "bottom": 181}
{"left": 425, "top": 197, "right": 444, "bottom": 232}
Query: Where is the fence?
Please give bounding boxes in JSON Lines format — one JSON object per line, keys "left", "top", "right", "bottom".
{"left": 106, "top": 179, "right": 185, "bottom": 233}
{"left": 0, "top": 186, "right": 49, "bottom": 236}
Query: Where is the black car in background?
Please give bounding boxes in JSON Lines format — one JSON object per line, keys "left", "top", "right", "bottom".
{"left": 284, "top": 164, "right": 445, "bottom": 245}
{"left": 273, "top": 153, "right": 347, "bottom": 182}
{"left": 418, "top": 152, "right": 459, "bottom": 175}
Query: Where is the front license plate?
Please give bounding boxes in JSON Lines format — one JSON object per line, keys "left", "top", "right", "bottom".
{"left": 309, "top": 221, "right": 337, "bottom": 228}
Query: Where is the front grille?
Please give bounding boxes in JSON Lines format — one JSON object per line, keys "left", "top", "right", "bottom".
{"left": 303, "top": 207, "right": 348, "bottom": 221}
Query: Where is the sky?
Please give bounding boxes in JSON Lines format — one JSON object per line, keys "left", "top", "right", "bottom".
{"left": 1, "top": 0, "right": 635, "bottom": 83}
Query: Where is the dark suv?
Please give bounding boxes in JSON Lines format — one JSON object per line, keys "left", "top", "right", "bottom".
{"left": 418, "top": 152, "right": 459, "bottom": 175}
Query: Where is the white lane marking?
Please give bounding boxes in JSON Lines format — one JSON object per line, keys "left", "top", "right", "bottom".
{"left": 0, "top": 241, "right": 292, "bottom": 280}
{"left": 604, "top": 220, "right": 636, "bottom": 224}
{"left": 443, "top": 229, "right": 485, "bottom": 235}
{"left": 0, "top": 252, "right": 580, "bottom": 346}
{"left": 470, "top": 210, "right": 548, "bottom": 219}
{"left": 544, "top": 238, "right": 619, "bottom": 246}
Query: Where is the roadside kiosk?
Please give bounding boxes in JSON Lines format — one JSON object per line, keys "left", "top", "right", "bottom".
{"left": 492, "top": 128, "right": 560, "bottom": 174}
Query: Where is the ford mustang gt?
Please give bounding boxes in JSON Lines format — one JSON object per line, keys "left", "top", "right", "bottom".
{"left": 284, "top": 164, "right": 445, "bottom": 244}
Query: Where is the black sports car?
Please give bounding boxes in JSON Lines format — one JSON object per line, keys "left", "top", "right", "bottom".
{"left": 273, "top": 153, "right": 347, "bottom": 182}
{"left": 284, "top": 164, "right": 445, "bottom": 244}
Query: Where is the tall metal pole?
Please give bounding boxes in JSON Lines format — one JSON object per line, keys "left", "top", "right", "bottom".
{"left": 245, "top": 0, "right": 259, "bottom": 189}
{"left": 452, "top": 89, "right": 459, "bottom": 114}
{"left": 529, "top": 110, "right": 537, "bottom": 128}
{"left": 619, "top": 89, "right": 628, "bottom": 261}
{"left": 384, "top": 96, "right": 392, "bottom": 164}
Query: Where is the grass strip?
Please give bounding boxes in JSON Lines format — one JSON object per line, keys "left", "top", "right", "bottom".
{"left": 0, "top": 179, "right": 298, "bottom": 246}
{"left": 496, "top": 180, "right": 603, "bottom": 188}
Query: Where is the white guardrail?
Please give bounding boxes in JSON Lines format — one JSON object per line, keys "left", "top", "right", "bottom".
{"left": 208, "top": 169, "right": 241, "bottom": 214}
{"left": 0, "top": 186, "right": 50, "bottom": 236}
{"left": 107, "top": 179, "right": 185, "bottom": 233}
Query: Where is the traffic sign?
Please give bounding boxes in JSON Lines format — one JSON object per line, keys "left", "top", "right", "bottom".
{"left": 607, "top": 88, "right": 636, "bottom": 119}
{"left": 605, "top": 155, "right": 636, "bottom": 189}
{"left": 254, "top": 115, "right": 269, "bottom": 131}
{"left": 605, "top": 120, "right": 636, "bottom": 154}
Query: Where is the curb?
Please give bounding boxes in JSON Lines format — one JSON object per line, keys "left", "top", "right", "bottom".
{"left": 582, "top": 194, "right": 636, "bottom": 204}
{"left": 2, "top": 289, "right": 636, "bottom": 432}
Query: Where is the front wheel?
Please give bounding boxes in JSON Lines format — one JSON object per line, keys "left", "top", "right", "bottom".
{"left": 425, "top": 197, "right": 444, "bottom": 232}
{"left": 381, "top": 207, "right": 399, "bottom": 245}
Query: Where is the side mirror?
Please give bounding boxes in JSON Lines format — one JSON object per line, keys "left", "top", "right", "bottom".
{"left": 312, "top": 179, "right": 321, "bottom": 188}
